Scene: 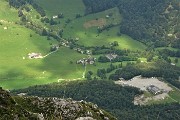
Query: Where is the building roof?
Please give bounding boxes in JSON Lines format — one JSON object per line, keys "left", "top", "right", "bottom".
{"left": 147, "top": 85, "right": 161, "bottom": 94}
{"left": 105, "top": 54, "right": 118, "bottom": 60}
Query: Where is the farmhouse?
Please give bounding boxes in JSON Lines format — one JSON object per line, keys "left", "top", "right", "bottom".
{"left": 61, "top": 41, "right": 70, "bottom": 47}
{"left": 53, "top": 15, "right": 58, "bottom": 19}
{"left": 76, "top": 48, "right": 85, "bottom": 54}
{"left": 86, "top": 50, "right": 92, "bottom": 55}
{"left": 105, "top": 54, "right": 118, "bottom": 61}
{"left": 28, "top": 53, "right": 43, "bottom": 59}
{"left": 3, "top": 26, "right": 7, "bottom": 30}
{"left": 86, "top": 57, "right": 96, "bottom": 64}
{"left": 146, "top": 85, "right": 162, "bottom": 94}
{"left": 50, "top": 45, "right": 59, "bottom": 51}
{"left": 77, "top": 56, "right": 96, "bottom": 65}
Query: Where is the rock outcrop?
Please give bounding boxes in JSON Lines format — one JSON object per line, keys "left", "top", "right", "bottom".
{"left": 0, "top": 87, "right": 116, "bottom": 120}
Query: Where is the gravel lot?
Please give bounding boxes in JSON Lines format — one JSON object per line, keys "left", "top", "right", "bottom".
{"left": 115, "top": 76, "right": 172, "bottom": 92}
{"left": 115, "top": 76, "right": 174, "bottom": 105}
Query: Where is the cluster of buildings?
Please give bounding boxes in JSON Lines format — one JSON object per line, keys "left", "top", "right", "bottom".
{"left": 52, "top": 15, "right": 58, "bottom": 19}
{"left": 60, "top": 38, "right": 92, "bottom": 55}
{"left": 61, "top": 40, "right": 70, "bottom": 47}
{"left": 105, "top": 54, "right": 118, "bottom": 61}
{"left": 76, "top": 56, "right": 96, "bottom": 65}
{"left": 74, "top": 48, "right": 92, "bottom": 55}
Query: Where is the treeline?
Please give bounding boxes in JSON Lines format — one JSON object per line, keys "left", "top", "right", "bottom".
{"left": 22, "top": 21, "right": 62, "bottom": 41}
{"left": 109, "top": 61, "right": 180, "bottom": 88}
{"left": 11, "top": 80, "right": 180, "bottom": 120}
{"left": 98, "top": 55, "right": 137, "bottom": 63}
{"left": 82, "top": 0, "right": 180, "bottom": 48}
{"left": 9, "top": 0, "right": 46, "bottom": 17}
{"left": 158, "top": 49, "right": 180, "bottom": 58}
{"left": 92, "top": 46, "right": 129, "bottom": 55}
{"left": 82, "top": 0, "right": 119, "bottom": 14}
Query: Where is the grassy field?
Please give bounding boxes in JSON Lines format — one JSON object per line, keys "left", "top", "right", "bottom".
{"left": 0, "top": 0, "right": 146, "bottom": 90}
{"left": 1, "top": 78, "right": 58, "bottom": 90}
{"left": 170, "top": 57, "right": 180, "bottom": 67}
{"left": 66, "top": 26, "right": 146, "bottom": 51}
{"left": 0, "top": 23, "right": 53, "bottom": 77}
{"left": 0, "top": 0, "right": 19, "bottom": 22}
{"left": 33, "top": 0, "right": 146, "bottom": 51}
{"left": 169, "top": 90, "right": 180, "bottom": 103}
{"left": 62, "top": 7, "right": 146, "bottom": 51}
{"left": 0, "top": 21, "right": 87, "bottom": 87}
{"left": 34, "top": 0, "right": 85, "bottom": 19}
{"left": 0, "top": 0, "right": 88, "bottom": 90}
{"left": 0, "top": 23, "right": 87, "bottom": 89}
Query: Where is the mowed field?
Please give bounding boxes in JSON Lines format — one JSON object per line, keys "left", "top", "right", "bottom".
{"left": 0, "top": 0, "right": 19, "bottom": 22}
{"left": 34, "top": 0, "right": 85, "bottom": 19}
{"left": 0, "top": 0, "right": 147, "bottom": 90}
{"left": 34, "top": 0, "right": 146, "bottom": 51}
{"left": 0, "top": 0, "right": 87, "bottom": 90}
{"left": 0, "top": 22, "right": 87, "bottom": 89}
{"left": 63, "top": 7, "right": 146, "bottom": 51}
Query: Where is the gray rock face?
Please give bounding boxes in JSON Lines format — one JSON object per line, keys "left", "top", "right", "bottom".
{"left": 0, "top": 88, "right": 116, "bottom": 120}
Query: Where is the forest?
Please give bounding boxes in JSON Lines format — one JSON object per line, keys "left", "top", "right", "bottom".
{"left": 9, "top": 0, "right": 46, "bottom": 16}
{"left": 83, "top": 0, "right": 180, "bottom": 48}
{"left": 11, "top": 80, "right": 180, "bottom": 120}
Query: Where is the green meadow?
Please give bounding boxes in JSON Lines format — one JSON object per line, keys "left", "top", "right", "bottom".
{"left": 170, "top": 57, "right": 180, "bottom": 67}
{"left": 169, "top": 89, "right": 180, "bottom": 103}
{"left": 34, "top": 0, "right": 85, "bottom": 19}
{"left": 0, "top": 22, "right": 87, "bottom": 89}
{"left": 0, "top": 0, "right": 19, "bottom": 22}
{"left": 0, "top": 0, "right": 147, "bottom": 90}
{"left": 62, "top": 7, "right": 146, "bottom": 51}
{"left": 0, "top": 0, "right": 86, "bottom": 89}
{"left": 33, "top": 0, "right": 146, "bottom": 51}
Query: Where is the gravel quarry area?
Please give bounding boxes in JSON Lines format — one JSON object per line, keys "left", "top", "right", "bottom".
{"left": 115, "top": 76, "right": 172, "bottom": 92}
{"left": 115, "top": 76, "right": 174, "bottom": 105}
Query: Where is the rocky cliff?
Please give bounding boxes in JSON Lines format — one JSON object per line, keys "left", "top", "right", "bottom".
{"left": 0, "top": 87, "right": 116, "bottom": 120}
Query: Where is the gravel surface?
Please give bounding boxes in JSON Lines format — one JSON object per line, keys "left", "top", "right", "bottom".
{"left": 115, "top": 76, "right": 172, "bottom": 92}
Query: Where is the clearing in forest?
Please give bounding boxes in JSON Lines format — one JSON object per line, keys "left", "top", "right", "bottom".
{"left": 83, "top": 18, "right": 106, "bottom": 29}
{"left": 115, "top": 76, "right": 172, "bottom": 92}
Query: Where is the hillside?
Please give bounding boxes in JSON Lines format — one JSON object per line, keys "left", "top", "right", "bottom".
{"left": 0, "top": 0, "right": 180, "bottom": 120}
{"left": 0, "top": 0, "right": 179, "bottom": 90}
{"left": 11, "top": 80, "right": 180, "bottom": 120}
{"left": 0, "top": 0, "right": 147, "bottom": 90}
{"left": 83, "top": 0, "right": 180, "bottom": 48}
{"left": 0, "top": 87, "right": 116, "bottom": 120}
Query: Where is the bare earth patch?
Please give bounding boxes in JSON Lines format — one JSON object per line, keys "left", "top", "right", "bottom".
{"left": 83, "top": 18, "right": 106, "bottom": 29}
{"left": 115, "top": 76, "right": 173, "bottom": 105}
{"left": 115, "top": 76, "right": 172, "bottom": 92}
{"left": 133, "top": 93, "right": 171, "bottom": 105}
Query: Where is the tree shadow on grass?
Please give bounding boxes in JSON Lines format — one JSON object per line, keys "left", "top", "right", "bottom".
{"left": 27, "top": 48, "right": 86, "bottom": 79}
